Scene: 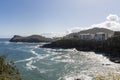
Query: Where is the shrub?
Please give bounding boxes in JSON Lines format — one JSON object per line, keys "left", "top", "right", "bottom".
{"left": 0, "top": 54, "right": 22, "bottom": 80}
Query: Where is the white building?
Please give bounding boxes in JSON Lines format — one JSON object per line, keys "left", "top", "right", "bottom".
{"left": 94, "top": 32, "right": 106, "bottom": 40}
{"left": 64, "top": 28, "right": 114, "bottom": 41}
{"left": 80, "top": 33, "right": 91, "bottom": 40}
{"left": 79, "top": 32, "right": 112, "bottom": 40}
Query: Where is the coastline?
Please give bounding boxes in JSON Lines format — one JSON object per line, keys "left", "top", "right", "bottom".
{"left": 42, "top": 36, "right": 120, "bottom": 63}
{"left": 9, "top": 34, "right": 120, "bottom": 63}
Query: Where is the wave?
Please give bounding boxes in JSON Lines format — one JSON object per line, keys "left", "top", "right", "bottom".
{"left": 43, "top": 48, "right": 120, "bottom": 68}
{"left": 44, "top": 48, "right": 78, "bottom": 53}
{"left": 12, "top": 43, "right": 120, "bottom": 80}
{"left": 50, "top": 55, "right": 75, "bottom": 63}
{"left": 25, "top": 54, "right": 50, "bottom": 70}
{"left": 26, "top": 60, "right": 37, "bottom": 70}
{"left": 30, "top": 49, "right": 39, "bottom": 56}
{"left": 15, "top": 57, "right": 34, "bottom": 63}
{"left": 34, "top": 45, "right": 40, "bottom": 48}
{"left": 0, "top": 41, "right": 10, "bottom": 44}
{"left": 81, "top": 52, "right": 117, "bottom": 66}
{"left": 59, "top": 74, "right": 92, "bottom": 80}
{"left": 16, "top": 49, "right": 50, "bottom": 63}
{"left": 16, "top": 49, "right": 50, "bottom": 70}
{"left": 37, "top": 68, "right": 55, "bottom": 73}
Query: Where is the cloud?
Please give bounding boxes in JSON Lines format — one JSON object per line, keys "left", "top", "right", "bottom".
{"left": 41, "top": 32, "right": 66, "bottom": 38}
{"left": 106, "top": 14, "right": 119, "bottom": 21}
{"left": 90, "top": 14, "right": 120, "bottom": 31}
{"left": 66, "top": 27, "right": 82, "bottom": 34}
{"left": 67, "top": 14, "right": 120, "bottom": 33}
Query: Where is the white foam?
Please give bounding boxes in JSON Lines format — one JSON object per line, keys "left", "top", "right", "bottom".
{"left": 82, "top": 52, "right": 117, "bottom": 67}
{"left": 34, "top": 45, "right": 40, "bottom": 49}
{"left": 26, "top": 60, "right": 37, "bottom": 70}
{"left": 16, "top": 48, "right": 51, "bottom": 71}
{"left": 15, "top": 57, "right": 34, "bottom": 63}
{"left": 15, "top": 46, "right": 120, "bottom": 79}
{"left": 44, "top": 48, "right": 78, "bottom": 54}
{"left": 51, "top": 55, "right": 75, "bottom": 63}
{"left": 30, "top": 49, "right": 39, "bottom": 56}
{"left": 58, "top": 74, "right": 92, "bottom": 80}
{"left": 25, "top": 54, "right": 50, "bottom": 70}
{"left": 37, "top": 68, "right": 55, "bottom": 73}
{"left": 0, "top": 41, "right": 10, "bottom": 44}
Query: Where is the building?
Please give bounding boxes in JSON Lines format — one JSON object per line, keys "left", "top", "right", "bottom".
{"left": 79, "top": 32, "right": 113, "bottom": 40}
{"left": 64, "top": 28, "right": 115, "bottom": 41}
{"left": 79, "top": 33, "right": 91, "bottom": 40}
{"left": 94, "top": 32, "right": 106, "bottom": 40}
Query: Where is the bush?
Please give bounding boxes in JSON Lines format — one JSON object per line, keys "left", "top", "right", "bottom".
{"left": 0, "top": 54, "right": 22, "bottom": 80}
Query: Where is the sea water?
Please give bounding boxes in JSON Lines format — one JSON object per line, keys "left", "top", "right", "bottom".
{"left": 0, "top": 38, "right": 120, "bottom": 80}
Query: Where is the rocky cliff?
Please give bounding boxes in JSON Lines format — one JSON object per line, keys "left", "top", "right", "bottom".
{"left": 42, "top": 35, "right": 120, "bottom": 63}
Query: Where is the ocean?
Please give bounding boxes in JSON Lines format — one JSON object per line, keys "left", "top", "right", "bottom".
{"left": 0, "top": 38, "right": 120, "bottom": 80}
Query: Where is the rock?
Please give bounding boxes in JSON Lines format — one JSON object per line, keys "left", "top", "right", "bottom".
{"left": 110, "top": 57, "right": 120, "bottom": 63}
{"left": 42, "top": 36, "right": 120, "bottom": 63}
{"left": 75, "top": 79, "right": 81, "bottom": 80}
{"left": 10, "top": 35, "right": 53, "bottom": 43}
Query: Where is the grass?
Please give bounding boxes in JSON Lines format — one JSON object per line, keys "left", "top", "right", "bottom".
{"left": 96, "top": 71, "right": 120, "bottom": 80}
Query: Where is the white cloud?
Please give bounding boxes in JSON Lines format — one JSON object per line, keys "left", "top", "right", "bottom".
{"left": 67, "top": 14, "right": 120, "bottom": 33}
{"left": 41, "top": 32, "right": 66, "bottom": 38}
{"left": 66, "top": 27, "right": 82, "bottom": 34}
{"left": 106, "top": 14, "right": 119, "bottom": 21}
{"left": 90, "top": 14, "right": 120, "bottom": 31}
{"left": 91, "top": 21, "right": 120, "bottom": 31}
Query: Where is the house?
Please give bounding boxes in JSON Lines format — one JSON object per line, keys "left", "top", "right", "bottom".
{"left": 79, "top": 33, "right": 106, "bottom": 40}
{"left": 79, "top": 33, "right": 91, "bottom": 40}
{"left": 114, "top": 31, "right": 120, "bottom": 37}
{"left": 94, "top": 32, "right": 106, "bottom": 40}
{"left": 78, "top": 28, "right": 114, "bottom": 40}
{"left": 64, "top": 27, "right": 115, "bottom": 40}
{"left": 64, "top": 33, "right": 79, "bottom": 39}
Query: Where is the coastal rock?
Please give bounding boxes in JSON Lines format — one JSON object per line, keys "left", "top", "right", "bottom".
{"left": 10, "top": 35, "right": 53, "bottom": 42}
{"left": 42, "top": 35, "right": 120, "bottom": 63}
{"left": 42, "top": 39, "right": 101, "bottom": 50}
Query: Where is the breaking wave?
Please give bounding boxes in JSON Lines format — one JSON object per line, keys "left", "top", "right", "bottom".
{"left": 12, "top": 44, "right": 120, "bottom": 80}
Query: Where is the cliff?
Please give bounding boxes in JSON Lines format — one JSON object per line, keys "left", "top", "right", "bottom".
{"left": 42, "top": 36, "right": 120, "bottom": 63}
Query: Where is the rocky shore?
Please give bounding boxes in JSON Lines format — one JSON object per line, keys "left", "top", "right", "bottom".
{"left": 42, "top": 36, "right": 120, "bottom": 63}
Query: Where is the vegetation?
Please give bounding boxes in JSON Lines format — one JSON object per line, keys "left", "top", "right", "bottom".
{"left": 96, "top": 71, "right": 120, "bottom": 80}
{"left": 0, "top": 55, "right": 22, "bottom": 80}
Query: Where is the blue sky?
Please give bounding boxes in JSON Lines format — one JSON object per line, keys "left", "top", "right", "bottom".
{"left": 0, "top": 0, "right": 120, "bottom": 38}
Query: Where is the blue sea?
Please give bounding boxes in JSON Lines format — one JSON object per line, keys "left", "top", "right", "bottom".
{"left": 0, "top": 38, "right": 120, "bottom": 80}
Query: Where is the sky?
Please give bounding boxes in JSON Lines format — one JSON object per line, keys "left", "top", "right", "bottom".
{"left": 0, "top": 0, "right": 120, "bottom": 38}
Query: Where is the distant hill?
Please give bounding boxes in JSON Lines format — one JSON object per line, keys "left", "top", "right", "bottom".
{"left": 63, "top": 27, "right": 114, "bottom": 39}
{"left": 78, "top": 27, "right": 114, "bottom": 34}
{"left": 10, "top": 35, "right": 53, "bottom": 42}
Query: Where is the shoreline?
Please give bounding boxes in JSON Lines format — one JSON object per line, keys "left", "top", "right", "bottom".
{"left": 41, "top": 36, "right": 120, "bottom": 63}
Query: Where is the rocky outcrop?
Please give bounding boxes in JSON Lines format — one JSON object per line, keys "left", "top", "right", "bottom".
{"left": 42, "top": 38, "right": 102, "bottom": 50}
{"left": 42, "top": 36, "right": 120, "bottom": 63}
{"left": 10, "top": 35, "right": 53, "bottom": 42}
